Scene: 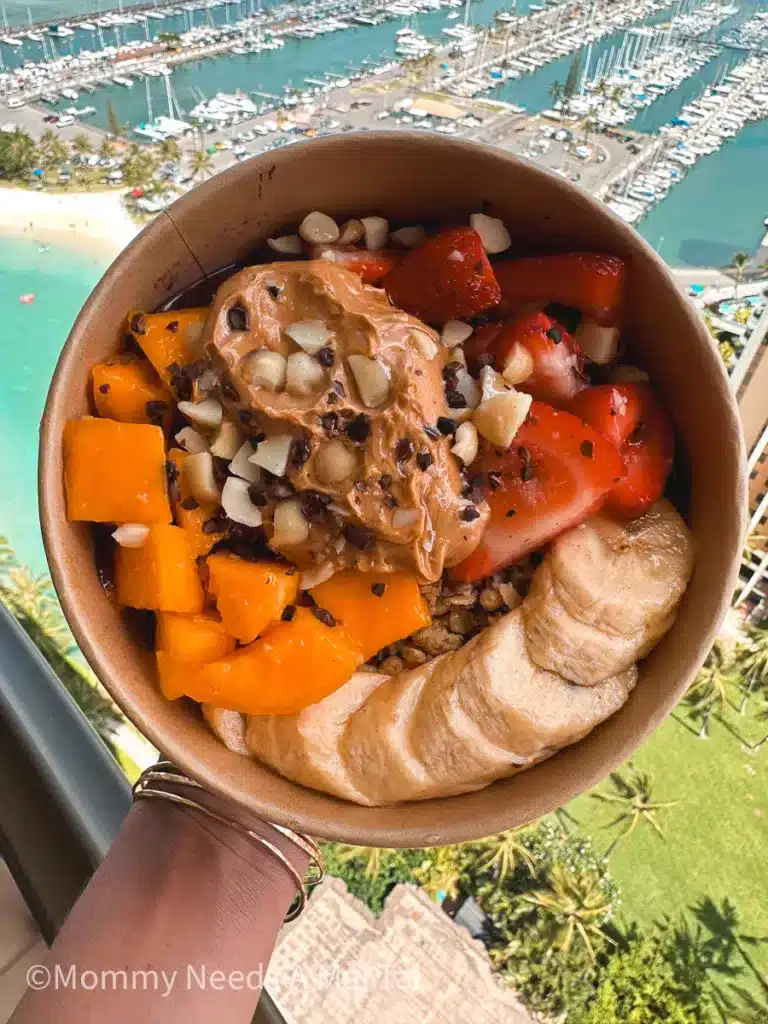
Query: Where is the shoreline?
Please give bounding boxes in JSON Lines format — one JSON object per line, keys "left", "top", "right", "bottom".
{"left": 0, "top": 187, "right": 141, "bottom": 260}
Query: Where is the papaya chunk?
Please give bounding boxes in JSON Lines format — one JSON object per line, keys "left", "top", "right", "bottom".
{"left": 92, "top": 355, "right": 171, "bottom": 428}
{"left": 156, "top": 612, "right": 235, "bottom": 700}
{"left": 167, "top": 448, "right": 225, "bottom": 557}
{"left": 310, "top": 570, "right": 431, "bottom": 660}
{"left": 178, "top": 607, "right": 364, "bottom": 715}
{"left": 116, "top": 524, "right": 204, "bottom": 613}
{"left": 127, "top": 308, "right": 209, "bottom": 386}
{"left": 207, "top": 553, "right": 299, "bottom": 643}
{"left": 64, "top": 417, "right": 171, "bottom": 524}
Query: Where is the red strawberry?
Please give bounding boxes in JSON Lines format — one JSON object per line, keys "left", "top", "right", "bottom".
{"left": 310, "top": 245, "right": 398, "bottom": 285}
{"left": 383, "top": 226, "right": 501, "bottom": 324}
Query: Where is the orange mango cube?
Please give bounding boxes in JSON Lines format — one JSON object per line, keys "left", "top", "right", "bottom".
{"left": 179, "top": 607, "right": 364, "bottom": 715}
{"left": 92, "top": 355, "right": 170, "bottom": 427}
{"left": 116, "top": 524, "right": 204, "bottom": 613}
{"left": 156, "top": 612, "right": 236, "bottom": 700}
{"left": 63, "top": 417, "right": 171, "bottom": 524}
{"left": 310, "top": 570, "right": 431, "bottom": 661}
{"left": 207, "top": 553, "right": 299, "bottom": 644}
{"left": 128, "top": 308, "right": 209, "bottom": 386}
{"left": 167, "top": 448, "right": 225, "bottom": 557}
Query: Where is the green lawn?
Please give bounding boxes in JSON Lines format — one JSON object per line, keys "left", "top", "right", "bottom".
{"left": 564, "top": 700, "right": 768, "bottom": 985}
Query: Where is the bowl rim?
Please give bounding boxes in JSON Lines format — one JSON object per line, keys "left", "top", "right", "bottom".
{"left": 39, "top": 133, "right": 746, "bottom": 845}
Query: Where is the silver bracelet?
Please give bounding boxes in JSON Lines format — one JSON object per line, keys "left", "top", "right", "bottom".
{"left": 133, "top": 761, "right": 324, "bottom": 921}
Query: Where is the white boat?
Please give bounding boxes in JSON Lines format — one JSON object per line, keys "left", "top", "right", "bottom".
{"left": 113, "top": 75, "right": 134, "bottom": 87}
{"left": 61, "top": 87, "right": 79, "bottom": 100}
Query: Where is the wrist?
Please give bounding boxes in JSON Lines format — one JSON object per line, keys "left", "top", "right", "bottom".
{"left": 169, "top": 784, "right": 311, "bottom": 877}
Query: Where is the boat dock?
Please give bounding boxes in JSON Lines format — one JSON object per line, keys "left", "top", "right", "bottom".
{"left": 597, "top": 54, "right": 768, "bottom": 224}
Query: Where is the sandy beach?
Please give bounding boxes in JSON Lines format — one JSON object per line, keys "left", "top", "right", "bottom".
{"left": 0, "top": 187, "right": 140, "bottom": 259}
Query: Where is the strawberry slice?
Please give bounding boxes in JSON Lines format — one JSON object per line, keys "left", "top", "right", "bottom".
{"left": 311, "top": 245, "right": 398, "bottom": 285}
{"left": 462, "top": 312, "right": 587, "bottom": 407}
{"left": 453, "top": 402, "right": 625, "bottom": 582}
{"left": 603, "top": 386, "right": 674, "bottom": 520}
{"left": 383, "top": 226, "right": 501, "bottom": 323}
{"left": 493, "top": 253, "right": 626, "bottom": 324}
{"left": 569, "top": 383, "right": 644, "bottom": 449}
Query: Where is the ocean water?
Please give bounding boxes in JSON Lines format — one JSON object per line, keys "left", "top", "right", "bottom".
{"left": 2, "top": 0, "right": 768, "bottom": 566}
{"left": 0, "top": 236, "right": 105, "bottom": 572}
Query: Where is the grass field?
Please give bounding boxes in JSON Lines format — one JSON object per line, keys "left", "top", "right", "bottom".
{"left": 564, "top": 697, "right": 768, "bottom": 989}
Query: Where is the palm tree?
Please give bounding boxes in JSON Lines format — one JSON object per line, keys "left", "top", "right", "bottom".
{"left": 38, "top": 130, "right": 68, "bottom": 185}
{"left": 71, "top": 133, "right": 92, "bottom": 160}
{"left": 106, "top": 99, "right": 126, "bottom": 139}
{"left": 517, "top": 864, "right": 616, "bottom": 963}
{"left": 7, "top": 131, "right": 37, "bottom": 177}
{"left": 732, "top": 622, "right": 768, "bottom": 715}
{"left": 692, "top": 897, "right": 768, "bottom": 997}
{"left": 729, "top": 251, "right": 750, "bottom": 300}
{"left": 683, "top": 639, "right": 734, "bottom": 737}
{"left": 335, "top": 845, "right": 398, "bottom": 879}
{"left": 591, "top": 766, "right": 678, "bottom": 854}
{"left": 121, "top": 148, "right": 158, "bottom": 191}
{"left": 414, "top": 845, "right": 464, "bottom": 902}
{"left": 189, "top": 148, "right": 214, "bottom": 181}
{"left": 581, "top": 115, "right": 597, "bottom": 145}
{"left": 157, "top": 137, "right": 181, "bottom": 164}
{"left": 473, "top": 826, "right": 537, "bottom": 885}
{"left": 99, "top": 137, "right": 117, "bottom": 161}
{"left": 549, "top": 79, "right": 564, "bottom": 110}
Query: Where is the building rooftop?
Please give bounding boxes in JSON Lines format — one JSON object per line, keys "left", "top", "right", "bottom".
{"left": 266, "top": 877, "right": 535, "bottom": 1024}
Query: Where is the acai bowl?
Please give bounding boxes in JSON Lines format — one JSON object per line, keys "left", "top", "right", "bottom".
{"left": 39, "top": 134, "right": 745, "bottom": 846}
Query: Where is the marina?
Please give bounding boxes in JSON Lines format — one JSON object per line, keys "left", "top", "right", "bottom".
{"left": 599, "top": 54, "right": 768, "bottom": 224}
{"left": 0, "top": 0, "right": 765, "bottom": 266}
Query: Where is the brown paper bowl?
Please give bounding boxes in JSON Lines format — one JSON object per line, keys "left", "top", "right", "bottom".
{"left": 39, "top": 134, "right": 745, "bottom": 847}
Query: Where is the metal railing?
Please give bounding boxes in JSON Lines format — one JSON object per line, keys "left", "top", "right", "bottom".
{"left": 0, "top": 600, "right": 285, "bottom": 1023}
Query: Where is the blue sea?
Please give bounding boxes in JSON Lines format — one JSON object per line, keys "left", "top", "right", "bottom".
{"left": 1, "top": 0, "right": 767, "bottom": 569}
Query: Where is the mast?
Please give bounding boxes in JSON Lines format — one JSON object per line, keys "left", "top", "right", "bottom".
{"left": 146, "top": 74, "right": 154, "bottom": 121}
{"left": 165, "top": 69, "right": 173, "bottom": 117}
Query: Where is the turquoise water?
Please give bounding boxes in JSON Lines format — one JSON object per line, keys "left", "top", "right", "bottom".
{"left": 0, "top": 237, "right": 105, "bottom": 572}
{"left": 0, "top": 0, "right": 503, "bottom": 134}
{"left": 2, "top": 0, "right": 768, "bottom": 565}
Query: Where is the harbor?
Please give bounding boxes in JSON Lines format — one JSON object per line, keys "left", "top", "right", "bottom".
{"left": 0, "top": 0, "right": 766, "bottom": 266}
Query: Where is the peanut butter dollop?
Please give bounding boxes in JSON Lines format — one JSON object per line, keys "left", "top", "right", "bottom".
{"left": 206, "top": 260, "right": 487, "bottom": 582}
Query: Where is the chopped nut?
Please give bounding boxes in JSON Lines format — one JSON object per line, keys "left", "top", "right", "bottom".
{"left": 361, "top": 215, "right": 389, "bottom": 251}
{"left": 284, "top": 320, "right": 331, "bottom": 355}
{"left": 240, "top": 349, "right": 287, "bottom": 392}
{"left": 347, "top": 354, "right": 391, "bottom": 408}
{"left": 285, "top": 352, "right": 326, "bottom": 396}
{"left": 315, "top": 440, "right": 359, "bottom": 485}
{"left": 267, "top": 234, "right": 303, "bottom": 255}
{"left": 451, "top": 421, "right": 479, "bottom": 466}
{"left": 298, "top": 211, "right": 339, "bottom": 245}
{"left": 433, "top": 597, "right": 450, "bottom": 616}
{"left": 272, "top": 498, "right": 310, "bottom": 547}
{"left": 379, "top": 655, "right": 404, "bottom": 676}
{"left": 338, "top": 218, "right": 364, "bottom": 244}
{"left": 440, "top": 320, "right": 473, "bottom": 348}
{"left": 469, "top": 212, "right": 511, "bottom": 254}
{"left": 479, "top": 587, "right": 504, "bottom": 612}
